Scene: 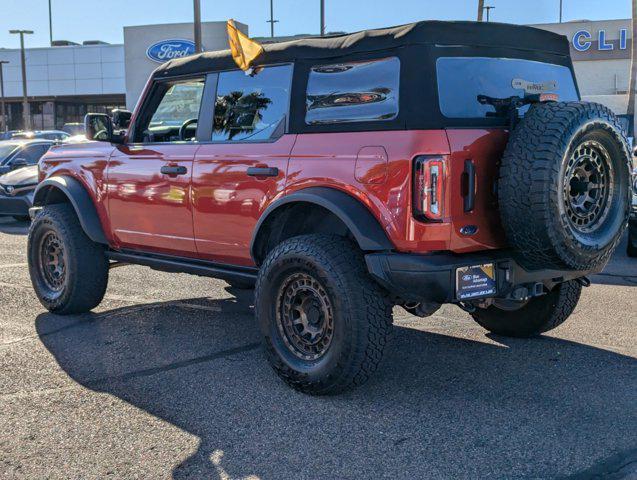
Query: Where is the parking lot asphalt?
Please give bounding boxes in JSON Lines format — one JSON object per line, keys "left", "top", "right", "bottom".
{"left": 0, "top": 216, "right": 635, "bottom": 480}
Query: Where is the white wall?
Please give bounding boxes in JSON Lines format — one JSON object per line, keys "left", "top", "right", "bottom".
{"left": 0, "top": 44, "right": 125, "bottom": 98}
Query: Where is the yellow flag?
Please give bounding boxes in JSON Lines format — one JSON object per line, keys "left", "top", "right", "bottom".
{"left": 227, "top": 19, "right": 264, "bottom": 71}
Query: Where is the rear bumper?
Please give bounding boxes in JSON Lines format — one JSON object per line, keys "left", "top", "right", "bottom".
{"left": 365, "top": 250, "right": 593, "bottom": 304}
{"left": 0, "top": 192, "right": 33, "bottom": 217}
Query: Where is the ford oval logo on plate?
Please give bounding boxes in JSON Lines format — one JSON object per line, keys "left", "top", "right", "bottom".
{"left": 146, "top": 39, "right": 196, "bottom": 63}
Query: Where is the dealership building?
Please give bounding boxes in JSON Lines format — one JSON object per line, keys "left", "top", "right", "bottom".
{"left": 0, "top": 18, "right": 631, "bottom": 130}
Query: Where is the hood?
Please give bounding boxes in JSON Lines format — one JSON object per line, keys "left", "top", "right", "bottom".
{"left": 0, "top": 165, "right": 38, "bottom": 187}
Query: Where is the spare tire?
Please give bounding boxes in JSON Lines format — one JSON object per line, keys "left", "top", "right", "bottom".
{"left": 498, "top": 101, "right": 632, "bottom": 271}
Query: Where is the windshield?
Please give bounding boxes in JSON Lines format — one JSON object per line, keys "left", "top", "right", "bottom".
{"left": 0, "top": 143, "right": 19, "bottom": 163}
{"left": 436, "top": 57, "right": 579, "bottom": 119}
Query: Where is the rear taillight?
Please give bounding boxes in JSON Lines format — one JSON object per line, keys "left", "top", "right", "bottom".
{"left": 413, "top": 155, "right": 445, "bottom": 221}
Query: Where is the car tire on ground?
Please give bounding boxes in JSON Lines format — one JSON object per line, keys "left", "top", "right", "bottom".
{"left": 470, "top": 280, "right": 582, "bottom": 338}
{"left": 28, "top": 204, "right": 109, "bottom": 314}
{"left": 255, "top": 234, "right": 393, "bottom": 395}
{"left": 499, "top": 101, "right": 631, "bottom": 271}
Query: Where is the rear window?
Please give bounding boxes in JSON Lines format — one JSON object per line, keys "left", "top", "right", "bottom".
{"left": 436, "top": 57, "right": 578, "bottom": 119}
{"left": 305, "top": 57, "right": 400, "bottom": 125}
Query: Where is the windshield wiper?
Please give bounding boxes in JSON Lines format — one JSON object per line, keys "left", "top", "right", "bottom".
{"left": 477, "top": 93, "right": 556, "bottom": 129}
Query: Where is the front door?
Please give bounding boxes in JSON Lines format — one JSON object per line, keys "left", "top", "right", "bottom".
{"left": 192, "top": 64, "right": 294, "bottom": 266}
{"left": 107, "top": 78, "right": 205, "bottom": 256}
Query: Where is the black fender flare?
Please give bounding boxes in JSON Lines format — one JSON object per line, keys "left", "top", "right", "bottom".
{"left": 33, "top": 176, "right": 108, "bottom": 245}
{"left": 251, "top": 187, "right": 394, "bottom": 263}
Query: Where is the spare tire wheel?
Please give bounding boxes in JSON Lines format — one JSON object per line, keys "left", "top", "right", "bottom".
{"left": 498, "top": 101, "right": 632, "bottom": 271}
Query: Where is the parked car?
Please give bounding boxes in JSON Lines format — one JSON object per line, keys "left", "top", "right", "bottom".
{"left": 61, "top": 123, "right": 85, "bottom": 136}
{"left": 628, "top": 167, "right": 637, "bottom": 257}
{"left": 27, "top": 21, "right": 632, "bottom": 394}
{"left": 10, "top": 130, "right": 70, "bottom": 141}
{"left": 0, "top": 139, "right": 54, "bottom": 221}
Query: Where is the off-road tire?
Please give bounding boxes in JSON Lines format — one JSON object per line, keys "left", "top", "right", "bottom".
{"left": 255, "top": 234, "right": 393, "bottom": 395}
{"left": 470, "top": 280, "right": 582, "bottom": 338}
{"left": 28, "top": 204, "right": 109, "bottom": 314}
{"left": 499, "top": 101, "right": 631, "bottom": 271}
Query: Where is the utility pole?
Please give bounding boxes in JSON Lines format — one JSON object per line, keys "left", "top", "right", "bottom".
{"left": 559, "top": 0, "right": 563, "bottom": 22}
{"left": 267, "top": 0, "right": 279, "bottom": 38}
{"left": 0, "top": 61, "right": 8, "bottom": 132}
{"left": 9, "top": 30, "right": 33, "bottom": 131}
{"left": 48, "top": 0, "right": 53, "bottom": 45}
{"left": 320, "top": 0, "right": 325, "bottom": 36}
{"left": 484, "top": 6, "right": 495, "bottom": 22}
{"left": 628, "top": 0, "right": 637, "bottom": 137}
{"left": 477, "top": 0, "right": 484, "bottom": 21}
{"left": 193, "top": 0, "right": 202, "bottom": 53}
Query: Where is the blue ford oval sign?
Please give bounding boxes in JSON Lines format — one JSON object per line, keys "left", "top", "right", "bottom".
{"left": 146, "top": 39, "right": 196, "bottom": 63}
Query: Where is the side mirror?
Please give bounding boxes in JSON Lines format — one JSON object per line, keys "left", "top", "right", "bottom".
{"left": 112, "top": 109, "right": 132, "bottom": 130}
{"left": 85, "top": 113, "right": 114, "bottom": 142}
{"left": 10, "top": 158, "right": 28, "bottom": 170}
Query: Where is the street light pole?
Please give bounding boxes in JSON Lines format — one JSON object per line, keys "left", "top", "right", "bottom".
{"left": 484, "top": 6, "right": 495, "bottom": 22}
{"left": 267, "top": 0, "right": 279, "bottom": 38}
{"left": 0, "top": 61, "right": 8, "bottom": 132}
{"left": 193, "top": 0, "right": 202, "bottom": 53}
{"left": 9, "top": 30, "right": 33, "bottom": 131}
{"left": 48, "top": 0, "right": 53, "bottom": 45}
{"left": 559, "top": 0, "right": 563, "bottom": 23}
{"left": 320, "top": 0, "right": 325, "bottom": 36}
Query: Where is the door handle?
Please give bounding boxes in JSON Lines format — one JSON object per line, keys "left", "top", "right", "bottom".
{"left": 462, "top": 159, "right": 476, "bottom": 212}
{"left": 246, "top": 166, "right": 279, "bottom": 177}
{"left": 160, "top": 165, "right": 188, "bottom": 176}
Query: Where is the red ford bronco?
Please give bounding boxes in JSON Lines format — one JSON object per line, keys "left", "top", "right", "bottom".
{"left": 28, "top": 21, "right": 632, "bottom": 394}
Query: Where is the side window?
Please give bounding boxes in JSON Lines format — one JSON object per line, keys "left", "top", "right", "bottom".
{"left": 141, "top": 79, "right": 205, "bottom": 143}
{"left": 20, "top": 144, "right": 51, "bottom": 164}
{"left": 305, "top": 57, "right": 400, "bottom": 125}
{"left": 213, "top": 64, "right": 292, "bottom": 142}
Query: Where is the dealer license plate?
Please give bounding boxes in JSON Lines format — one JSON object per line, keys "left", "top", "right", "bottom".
{"left": 455, "top": 263, "right": 497, "bottom": 300}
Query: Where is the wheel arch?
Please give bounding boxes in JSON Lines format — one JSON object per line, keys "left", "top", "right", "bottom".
{"left": 33, "top": 176, "right": 108, "bottom": 245}
{"left": 251, "top": 187, "right": 394, "bottom": 265}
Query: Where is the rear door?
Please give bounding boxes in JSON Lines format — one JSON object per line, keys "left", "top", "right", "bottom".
{"left": 107, "top": 78, "right": 205, "bottom": 256}
{"left": 192, "top": 64, "right": 294, "bottom": 266}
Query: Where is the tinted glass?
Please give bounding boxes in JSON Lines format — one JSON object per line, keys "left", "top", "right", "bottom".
{"left": 20, "top": 144, "right": 51, "bottom": 164}
{"left": 0, "top": 144, "right": 19, "bottom": 163}
{"left": 213, "top": 64, "right": 292, "bottom": 142}
{"left": 150, "top": 80, "right": 205, "bottom": 127}
{"left": 305, "top": 57, "right": 400, "bottom": 125}
{"left": 437, "top": 57, "right": 578, "bottom": 118}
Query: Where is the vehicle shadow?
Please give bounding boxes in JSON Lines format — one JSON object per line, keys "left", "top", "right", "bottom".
{"left": 592, "top": 233, "right": 637, "bottom": 287}
{"left": 35, "top": 289, "right": 637, "bottom": 479}
{"left": 0, "top": 216, "right": 29, "bottom": 235}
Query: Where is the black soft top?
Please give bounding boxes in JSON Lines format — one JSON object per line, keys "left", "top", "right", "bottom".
{"left": 154, "top": 21, "right": 570, "bottom": 79}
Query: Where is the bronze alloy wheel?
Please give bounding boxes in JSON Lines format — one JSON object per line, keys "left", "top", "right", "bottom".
{"left": 563, "top": 140, "right": 614, "bottom": 234}
{"left": 38, "top": 230, "right": 67, "bottom": 292}
{"left": 275, "top": 272, "right": 335, "bottom": 361}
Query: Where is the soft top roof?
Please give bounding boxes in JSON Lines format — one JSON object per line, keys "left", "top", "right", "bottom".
{"left": 153, "top": 20, "right": 571, "bottom": 79}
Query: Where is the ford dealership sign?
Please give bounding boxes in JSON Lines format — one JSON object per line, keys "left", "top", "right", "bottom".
{"left": 146, "top": 39, "right": 196, "bottom": 63}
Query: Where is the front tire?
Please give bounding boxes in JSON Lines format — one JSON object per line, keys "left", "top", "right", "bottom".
{"left": 28, "top": 204, "right": 109, "bottom": 314}
{"left": 255, "top": 235, "right": 393, "bottom": 395}
{"left": 470, "top": 281, "right": 582, "bottom": 338}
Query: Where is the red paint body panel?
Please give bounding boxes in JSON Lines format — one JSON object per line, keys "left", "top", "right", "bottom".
{"left": 446, "top": 129, "right": 508, "bottom": 252}
{"left": 38, "top": 128, "right": 509, "bottom": 264}
{"left": 38, "top": 141, "right": 116, "bottom": 244}
{"left": 107, "top": 144, "right": 200, "bottom": 256}
{"left": 192, "top": 136, "right": 295, "bottom": 266}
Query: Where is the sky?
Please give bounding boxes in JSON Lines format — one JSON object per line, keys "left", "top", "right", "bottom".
{"left": 0, "top": 0, "right": 631, "bottom": 49}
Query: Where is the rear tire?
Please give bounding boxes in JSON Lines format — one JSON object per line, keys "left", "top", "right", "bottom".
{"left": 470, "top": 281, "right": 582, "bottom": 338}
{"left": 255, "top": 235, "right": 393, "bottom": 395}
{"left": 28, "top": 204, "right": 109, "bottom": 314}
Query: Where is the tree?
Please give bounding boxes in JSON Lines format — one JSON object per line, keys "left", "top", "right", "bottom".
{"left": 628, "top": 0, "right": 637, "bottom": 137}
